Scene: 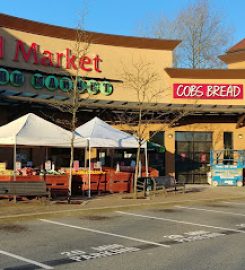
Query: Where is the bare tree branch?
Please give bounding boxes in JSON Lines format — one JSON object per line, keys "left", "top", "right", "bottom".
{"left": 138, "top": 0, "right": 233, "bottom": 68}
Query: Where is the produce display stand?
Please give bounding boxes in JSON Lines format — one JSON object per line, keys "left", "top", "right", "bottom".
{"left": 73, "top": 166, "right": 159, "bottom": 195}
{"left": 106, "top": 171, "right": 133, "bottom": 193}
{"left": 71, "top": 169, "right": 132, "bottom": 194}
{"left": 74, "top": 173, "right": 107, "bottom": 194}
{"left": 0, "top": 175, "right": 43, "bottom": 182}
{"left": 0, "top": 175, "right": 12, "bottom": 182}
{"left": 44, "top": 174, "right": 69, "bottom": 197}
{"left": 0, "top": 172, "right": 69, "bottom": 199}
{"left": 15, "top": 175, "right": 43, "bottom": 182}
{"left": 0, "top": 165, "right": 159, "bottom": 197}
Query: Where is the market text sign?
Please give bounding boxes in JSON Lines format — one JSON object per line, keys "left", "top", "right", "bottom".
{"left": 174, "top": 84, "right": 243, "bottom": 99}
{"left": 0, "top": 68, "right": 114, "bottom": 96}
{"left": 0, "top": 36, "right": 103, "bottom": 73}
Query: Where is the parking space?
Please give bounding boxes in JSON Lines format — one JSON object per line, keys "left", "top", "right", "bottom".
{"left": 1, "top": 200, "right": 245, "bottom": 269}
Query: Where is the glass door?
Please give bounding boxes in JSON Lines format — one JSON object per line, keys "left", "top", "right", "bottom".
{"left": 175, "top": 132, "right": 212, "bottom": 184}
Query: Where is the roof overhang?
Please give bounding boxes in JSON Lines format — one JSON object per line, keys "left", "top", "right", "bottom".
{"left": 165, "top": 67, "right": 245, "bottom": 79}
{"left": 219, "top": 51, "right": 245, "bottom": 65}
{"left": 0, "top": 13, "right": 181, "bottom": 51}
{"left": 1, "top": 89, "right": 245, "bottom": 115}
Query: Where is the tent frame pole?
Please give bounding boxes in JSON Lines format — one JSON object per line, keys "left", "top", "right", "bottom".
{"left": 88, "top": 139, "right": 91, "bottom": 198}
{"left": 13, "top": 136, "right": 17, "bottom": 181}
{"left": 84, "top": 144, "right": 87, "bottom": 169}
{"left": 13, "top": 136, "right": 17, "bottom": 202}
{"left": 144, "top": 145, "right": 149, "bottom": 177}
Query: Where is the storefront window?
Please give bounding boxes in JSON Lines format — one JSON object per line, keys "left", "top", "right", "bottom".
{"left": 175, "top": 131, "right": 212, "bottom": 184}
{"left": 224, "top": 132, "right": 233, "bottom": 149}
{"left": 175, "top": 132, "right": 193, "bottom": 141}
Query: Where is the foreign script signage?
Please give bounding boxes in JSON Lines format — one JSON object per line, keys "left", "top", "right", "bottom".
{"left": 0, "top": 68, "right": 114, "bottom": 95}
{"left": 173, "top": 83, "right": 243, "bottom": 99}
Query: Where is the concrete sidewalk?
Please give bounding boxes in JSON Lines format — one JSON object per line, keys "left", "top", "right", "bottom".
{"left": 1, "top": 185, "right": 245, "bottom": 221}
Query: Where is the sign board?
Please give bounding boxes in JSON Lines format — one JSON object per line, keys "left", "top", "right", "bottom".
{"left": 174, "top": 84, "right": 243, "bottom": 99}
{"left": 16, "top": 161, "right": 22, "bottom": 170}
{"left": 45, "top": 160, "right": 52, "bottom": 170}
{"left": 0, "top": 68, "right": 114, "bottom": 96}
{"left": 94, "top": 161, "right": 102, "bottom": 169}
{"left": 73, "top": 160, "right": 79, "bottom": 171}
{"left": 212, "top": 168, "right": 242, "bottom": 179}
{"left": 211, "top": 167, "right": 243, "bottom": 185}
{"left": 0, "top": 36, "right": 103, "bottom": 73}
{"left": 26, "top": 161, "right": 33, "bottom": 167}
{"left": 0, "top": 162, "right": 6, "bottom": 170}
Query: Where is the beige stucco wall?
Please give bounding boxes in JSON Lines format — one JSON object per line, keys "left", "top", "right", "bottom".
{"left": 0, "top": 27, "right": 172, "bottom": 103}
{"left": 1, "top": 27, "right": 245, "bottom": 107}
{"left": 227, "top": 61, "right": 245, "bottom": 69}
{"left": 118, "top": 122, "right": 245, "bottom": 176}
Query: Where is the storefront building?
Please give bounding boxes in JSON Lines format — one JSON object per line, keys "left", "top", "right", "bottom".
{"left": 0, "top": 14, "right": 245, "bottom": 184}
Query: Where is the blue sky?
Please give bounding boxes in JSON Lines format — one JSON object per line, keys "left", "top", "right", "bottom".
{"left": 1, "top": 0, "right": 244, "bottom": 49}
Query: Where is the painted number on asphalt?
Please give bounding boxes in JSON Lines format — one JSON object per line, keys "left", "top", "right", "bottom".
{"left": 236, "top": 224, "right": 245, "bottom": 228}
{"left": 163, "top": 230, "right": 225, "bottom": 243}
{"left": 61, "top": 244, "right": 140, "bottom": 262}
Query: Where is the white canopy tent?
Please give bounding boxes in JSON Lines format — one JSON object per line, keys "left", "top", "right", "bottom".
{"left": 0, "top": 113, "right": 85, "bottom": 180}
{"left": 75, "top": 116, "right": 146, "bottom": 148}
{"left": 0, "top": 113, "right": 84, "bottom": 147}
{"left": 75, "top": 117, "right": 148, "bottom": 197}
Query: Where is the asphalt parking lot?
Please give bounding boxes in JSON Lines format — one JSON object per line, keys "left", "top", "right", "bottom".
{"left": 1, "top": 199, "right": 245, "bottom": 270}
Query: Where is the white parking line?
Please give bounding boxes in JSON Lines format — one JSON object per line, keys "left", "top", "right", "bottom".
{"left": 116, "top": 211, "right": 245, "bottom": 234}
{"left": 40, "top": 219, "right": 170, "bottom": 248}
{"left": 175, "top": 206, "right": 245, "bottom": 217}
{"left": 223, "top": 201, "right": 245, "bottom": 206}
{"left": 0, "top": 250, "right": 53, "bottom": 269}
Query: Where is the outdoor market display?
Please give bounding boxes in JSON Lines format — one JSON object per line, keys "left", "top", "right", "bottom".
{"left": 0, "top": 113, "right": 84, "bottom": 196}
{"left": 0, "top": 114, "right": 157, "bottom": 197}
{"left": 75, "top": 117, "right": 148, "bottom": 197}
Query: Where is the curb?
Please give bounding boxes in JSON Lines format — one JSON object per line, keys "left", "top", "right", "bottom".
{"left": 1, "top": 194, "right": 245, "bottom": 221}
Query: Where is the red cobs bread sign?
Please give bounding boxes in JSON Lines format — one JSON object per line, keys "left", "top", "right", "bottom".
{"left": 174, "top": 84, "right": 243, "bottom": 99}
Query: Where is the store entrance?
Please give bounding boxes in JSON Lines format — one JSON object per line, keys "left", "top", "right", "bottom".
{"left": 175, "top": 132, "right": 212, "bottom": 184}
{"left": 148, "top": 131, "right": 165, "bottom": 176}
